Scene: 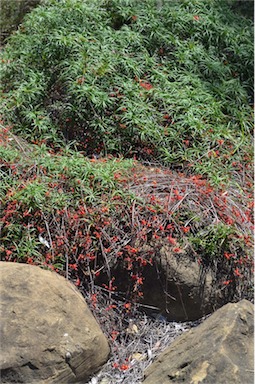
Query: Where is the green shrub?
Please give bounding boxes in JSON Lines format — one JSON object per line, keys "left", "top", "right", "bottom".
{"left": 0, "top": 0, "right": 41, "bottom": 44}
{"left": 0, "top": 0, "right": 253, "bottom": 184}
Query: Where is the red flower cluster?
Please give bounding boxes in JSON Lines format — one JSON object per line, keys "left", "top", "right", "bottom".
{"left": 139, "top": 81, "right": 153, "bottom": 90}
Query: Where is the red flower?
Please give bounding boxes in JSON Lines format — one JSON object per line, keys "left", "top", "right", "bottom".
{"left": 120, "top": 364, "right": 130, "bottom": 371}
{"left": 225, "top": 217, "right": 234, "bottom": 225}
{"left": 234, "top": 268, "right": 242, "bottom": 277}
{"left": 173, "top": 247, "right": 182, "bottom": 253}
{"left": 138, "top": 257, "right": 147, "bottom": 266}
{"left": 106, "top": 304, "right": 117, "bottom": 311}
{"left": 181, "top": 226, "right": 190, "bottom": 233}
{"left": 136, "top": 277, "right": 144, "bottom": 285}
{"left": 193, "top": 15, "right": 200, "bottom": 21}
{"left": 69, "top": 263, "right": 78, "bottom": 270}
{"left": 139, "top": 81, "right": 153, "bottom": 90}
{"left": 224, "top": 252, "right": 234, "bottom": 260}
{"left": 124, "top": 302, "right": 131, "bottom": 310}
{"left": 168, "top": 236, "right": 176, "bottom": 245}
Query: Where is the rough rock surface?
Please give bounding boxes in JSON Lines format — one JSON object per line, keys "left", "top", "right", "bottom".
{"left": 142, "top": 244, "right": 215, "bottom": 321}
{"left": 0, "top": 262, "right": 110, "bottom": 383}
{"left": 143, "top": 299, "right": 254, "bottom": 384}
{"left": 113, "top": 243, "right": 216, "bottom": 322}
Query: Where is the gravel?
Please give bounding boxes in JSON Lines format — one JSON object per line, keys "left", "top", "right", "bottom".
{"left": 81, "top": 286, "right": 207, "bottom": 384}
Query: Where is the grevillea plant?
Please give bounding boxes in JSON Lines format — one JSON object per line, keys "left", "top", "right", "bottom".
{"left": 0, "top": 125, "right": 253, "bottom": 306}
{"left": 0, "top": 0, "right": 254, "bottom": 323}
{"left": 0, "top": 0, "right": 253, "bottom": 184}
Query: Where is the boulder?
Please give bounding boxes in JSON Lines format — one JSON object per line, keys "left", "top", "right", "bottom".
{"left": 141, "top": 244, "right": 215, "bottom": 321}
{"left": 0, "top": 262, "right": 110, "bottom": 383}
{"left": 143, "top": 299, "right": 254, "bottom": 384}
{"left": 113, "top": 243, "right": 217, "bottom": 322}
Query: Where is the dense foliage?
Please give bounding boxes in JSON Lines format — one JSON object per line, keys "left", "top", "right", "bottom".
{"left": 0, "top": 0, "right": 253, "bottom": 311}
{"left": 1, "top": 0, "right": 253, "bottom": 183}
{"left": 0, "top": 125, "right": 253, "bottom": 305}
{"left": 0, "top": 0, "right": 41, "bottom": 44}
